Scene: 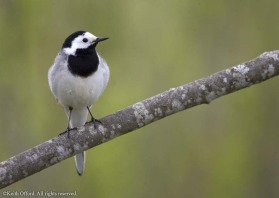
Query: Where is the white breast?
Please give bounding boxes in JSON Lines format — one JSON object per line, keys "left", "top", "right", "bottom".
{"left": 48, "top": 52, "right": 110, "bottom": 109}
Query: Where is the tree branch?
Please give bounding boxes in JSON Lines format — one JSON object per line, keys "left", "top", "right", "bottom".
{"left": 1, "top": 50, "right": 279, "bottom": 189}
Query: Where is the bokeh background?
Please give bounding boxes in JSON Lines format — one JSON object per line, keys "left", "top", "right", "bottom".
{"left": 1, "top": 0, "right": 279, "bottom": 197}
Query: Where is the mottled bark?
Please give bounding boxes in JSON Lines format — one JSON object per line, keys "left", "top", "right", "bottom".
{"left": 1, "top": 50, "right": 279, "bottom": 189}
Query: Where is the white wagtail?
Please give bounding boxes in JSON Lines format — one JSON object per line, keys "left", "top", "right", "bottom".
{"left": 48, "top": 31, "right": 110, "bottom": 175}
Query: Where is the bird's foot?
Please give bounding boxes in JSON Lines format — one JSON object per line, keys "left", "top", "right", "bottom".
{"left": 86, "top": 106, "right": 103, "bottom": 129}
{"left": 59, "top": 127, "right": 77, "bottom": 138}
{"left": 91, "top": 117, "right": 102, "bottom": 124}
{"left": 86, "top": 117, "right": 102, "bottom": 129}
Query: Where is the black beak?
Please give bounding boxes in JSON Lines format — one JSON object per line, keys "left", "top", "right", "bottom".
{"left": 95, "top": 37, "right": 109, "bottom": 43}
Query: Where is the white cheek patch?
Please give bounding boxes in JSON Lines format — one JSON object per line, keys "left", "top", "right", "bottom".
{"left": 64, "top": 36, "right": 89, "bottom": 55}
{"left": 64, "top": 42, "right": 89, "bottom": 55}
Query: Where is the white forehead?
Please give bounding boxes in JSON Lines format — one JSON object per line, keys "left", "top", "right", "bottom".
{"left": 83, "top": 32, "right": 97, "bottom": 40}
{"left": 72, "top": 32, "right": 97, "bottom": 43}
{"left": 63, "top": 32, "right": 98, "bottom": 55}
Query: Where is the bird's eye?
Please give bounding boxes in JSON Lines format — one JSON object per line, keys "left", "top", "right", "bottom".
{"left": 82, "top": 38, "right": 88, "bottom": 43}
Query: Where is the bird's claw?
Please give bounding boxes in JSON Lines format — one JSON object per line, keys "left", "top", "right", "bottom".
{"left": 59, "top": 127, "right": 76, "bottom": 138}
{"left": 86, "top": 117, "right": 102, "bottom": 129}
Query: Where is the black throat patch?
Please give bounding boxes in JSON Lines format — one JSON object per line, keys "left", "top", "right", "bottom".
{"left": 67, "top": 46, "right": 99, "bottom": 78}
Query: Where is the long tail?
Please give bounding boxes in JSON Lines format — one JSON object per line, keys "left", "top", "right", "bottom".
{"left": 65, "top": 107, "right": 88, "bottom": 176}
{"left": 75, "top": 152, "right": 86, "bottom": 176}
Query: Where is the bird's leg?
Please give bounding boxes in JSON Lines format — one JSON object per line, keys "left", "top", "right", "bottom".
{"left": 59, "top": 106, "right": 74, "bottom": 138}
{"left": 86, "top": 106, "right": 102, "bottom": 128}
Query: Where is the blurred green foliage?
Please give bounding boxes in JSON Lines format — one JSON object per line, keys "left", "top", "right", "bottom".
{"left": 0, "top": 0, "right": 279, "bottom": 197}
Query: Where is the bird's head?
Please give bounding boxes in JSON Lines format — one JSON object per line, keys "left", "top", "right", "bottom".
{"left": 62, "top": 31, "right": 108, "bottom": 56}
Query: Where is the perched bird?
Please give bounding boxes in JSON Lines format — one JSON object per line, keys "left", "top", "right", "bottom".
{"left": 48, "top": 31, "right": 110, "bottom": 175}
